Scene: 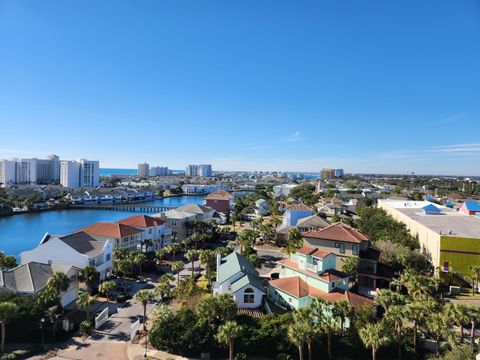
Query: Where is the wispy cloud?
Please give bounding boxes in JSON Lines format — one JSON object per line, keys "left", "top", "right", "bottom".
{"left": 427, "top": 143, "right": 480, "bottom": 154}
{"left": 285, "top": 131, "right": 302, "bottom": 142}
{"left": 436, "top": 113, "right": 465, "bottom": 124}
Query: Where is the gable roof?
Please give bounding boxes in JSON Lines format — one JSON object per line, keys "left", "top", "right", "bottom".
{"left": 79, "top": 222, "right": 143, "bottom": 238}
{"left": 217, "top": 251, "right": 258, "bottom": 285}
{"left": 303, "top": 223, "right": 369, "bottom": 244}
{"left": 204, "top": 190, "right": 233, "bottom": 201}
{"left": 285, "top": 203, "right": 313, "bottom": 212}
{"left": 59, "top": 232, "right": 107, "bottom": 258}
{"left": 229, "top": 272, "right": 265, "bottom": 294}
{"left": 464, "top": 200, "right": 480, "bottom": 211}
{"left": 296, "top": 215, "right": 330, "bottom": 229}
{"left": 177, "top": 204, "right": 215, "bottom": 215}
{"left": 269, "top": 276, "right": 374, "bottom": 308}
{"left": 116, "top": 215, "right": 165, "bottom": 228}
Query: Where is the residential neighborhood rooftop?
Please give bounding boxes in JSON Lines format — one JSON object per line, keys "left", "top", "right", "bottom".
{"left": 79, "top": 222, "right": 143, "bottom": 238}
{"left": 204, "top": 190, "right": 233, "bottom": 200}
{"left": 302, "top": 223, "right": 369, "bottom": 244}
{"left": 116, "top": 214, "right": 165, "bottom": 228}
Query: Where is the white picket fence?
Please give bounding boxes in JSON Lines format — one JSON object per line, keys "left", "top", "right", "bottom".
{"left": 95, "top": 307, "right": 109, "bottom": 329}
{"left": 130, "top": 318, "right": 141, "bottom": 342}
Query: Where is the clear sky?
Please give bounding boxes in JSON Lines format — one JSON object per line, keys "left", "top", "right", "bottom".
{"left": 1, "top": 1, "right": 479, "bottom": 175}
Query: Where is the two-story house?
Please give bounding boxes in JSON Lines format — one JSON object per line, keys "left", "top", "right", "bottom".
{"left": 268, "top": 245, "right": 372, "bottom": 311}
{"left": 302, "top": 222, "right": 393, "bottom": 297}
{"left": 0, "top": 262, "right": 80, "bottom": 307}
{"left": 79, "top": 222, "right": 143, "bottom": 251}
{"left": 116, "top": 215, "right": 172, "bottom": 251}
{"left": 155, "top": 204, "right": 215, "bottom": 240}
{"left": 214, "top": 252, "right": 265, "bottom": 309}
{"left": 20, "top": 231, "right": 113, "bottom": 280}
{"left": 204, "top": 190, "right": 233, "bottom": 216}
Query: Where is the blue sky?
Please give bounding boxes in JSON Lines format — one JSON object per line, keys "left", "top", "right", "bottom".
{"left": 1, "top": 1, "right": 479, "bottom": 175}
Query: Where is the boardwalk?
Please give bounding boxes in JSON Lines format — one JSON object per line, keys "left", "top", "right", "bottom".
{"left": 70, "top": 204, "right": 177, "bottom": 213}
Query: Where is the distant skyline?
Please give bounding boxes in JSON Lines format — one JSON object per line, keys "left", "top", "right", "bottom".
{"left": 1, "top": 1, "right": 479, "bottom": 175}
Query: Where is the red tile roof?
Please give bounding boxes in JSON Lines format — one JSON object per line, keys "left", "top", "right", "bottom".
{"left": 269, "top": 276, "right": 374, "bottom": 308}
{"left": 79, "top": 222, "right": 143, "bottom": 238}
{"left": 204, "top": 190, "right": 233, "bottom": 201}
{"left": 303, "top": 223, "right": 369, "bottom": 244}
{"left": 278, "top": 259, "right": 349, "bottom": 282}
{"left": 116, "top": 215, "right": 165, "bottom": 228}
{"left": 285, "top": 203, "right": 313, "bottom": 211}
{"left": 297, "top": 245, "right": 331, "bottom": 259}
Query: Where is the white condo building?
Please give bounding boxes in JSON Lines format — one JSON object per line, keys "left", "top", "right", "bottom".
{"left": 60, "top": 159, "right": 99, "bottom": 188}
{"left": 186, "top": 164, "right": 212, "bottom": 177}
{"left": 0, "top": 155, "right": 61, "bottom": 187}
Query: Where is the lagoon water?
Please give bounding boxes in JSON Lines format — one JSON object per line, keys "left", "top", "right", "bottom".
{"left": 0, "top": 195, "right": 204, "bottom": 257}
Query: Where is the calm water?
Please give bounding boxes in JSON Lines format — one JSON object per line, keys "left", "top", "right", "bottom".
{"left": 0, "top": 195, "right": 204, "bottom": 257}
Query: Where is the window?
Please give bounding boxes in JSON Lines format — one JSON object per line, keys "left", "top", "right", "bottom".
{"left": 89, "top": 259, "right": 95, "bottom": 266}
{"left": 244, "top": 288, "right": 255, "bottom": 304}
{"left": 106, "top": 253, "right": 111, "bottom": 261}
{"left": 148, "top": 229, "right": 152, "bottom": 234}
{"left": 172, "top": 220, "right": 177, "bottom": 226}
{"left": 352, "top": 245, "right": 358, "bottom": 255}
{"left": 335, "top": 242, "right": 339, "bottom": 248}
{"left": 339, "top": 243, "right": 345, "bottom": 254}
{"left": 331, "top": 282, "right": 336, "bottom": 288}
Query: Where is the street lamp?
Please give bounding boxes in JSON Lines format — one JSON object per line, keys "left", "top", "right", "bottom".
{"left": 40, "top": 317, "right": 45, "bottom": 350}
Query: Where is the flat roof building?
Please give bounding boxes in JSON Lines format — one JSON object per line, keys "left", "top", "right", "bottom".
{"left": 378, "top": 199, "right": 480, "bottom": 276}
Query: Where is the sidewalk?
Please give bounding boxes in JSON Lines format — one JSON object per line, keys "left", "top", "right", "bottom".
{"left": 127, "top": 342, "right": 196, "bottom": 360}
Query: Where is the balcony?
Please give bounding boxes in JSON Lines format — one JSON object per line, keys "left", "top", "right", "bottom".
{"left": 301, "top": 263, "right": 320, "bottom": 274}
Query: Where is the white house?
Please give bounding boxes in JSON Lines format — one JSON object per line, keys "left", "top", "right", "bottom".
{"left": 116, "top": 215, "right": 172, "bottom": 251}
{"left": 214, "top": 252, "right": 265, "bottom": 309}
{"left": 273, "top": 184, "right": 298, "bottom": 198}
{"left": 255, "top": 199, "right": 270, "bottom": 216}
{"left": 0, "top": 262, "right": 80, "bottom": 307}
{"left": 20, "top": 231, "right": 113, "bottom": 280}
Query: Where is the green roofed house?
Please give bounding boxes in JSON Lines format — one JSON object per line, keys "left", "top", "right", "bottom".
{"left": 214, "top": 251, "right": 265, "bottom": 309}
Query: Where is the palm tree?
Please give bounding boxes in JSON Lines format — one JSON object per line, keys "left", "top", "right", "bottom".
{"left": 470, "top": 265, "right": 480, "bottom": 296}
{"left": 172, "top": 261, "right": 184, "bottom": 283}
{"left": 155, "top": 281, "right": 171, "bottom": 301}
{"left": 321, "top": 313, "right": 340, "bottom": 359}
{"left": 405, "top": 301, "right": 426, "bottom": 352}
{"left": 78, "top": 265, "right": 100, "bottom": 294}
{"left": 467, "top": 305, "right": 480, "bottom": 346}
{"left": 134, "top": 290, "right": 154, "bottom": 331}
{"left": 384, "top": 305, "right": 406, "bottom": 359}
{"left": 199, "top": 249, "right": 215, "bottom": 286}
{"left": 288, "top": 319, "right": 309, "bottom": 360}
{"left": 155, "top": 248, "right": 168, "bottom": 266}
{"left": 98, "top": 280, "right": 116, "bottom": 301}
{"left": 293, "top": 308, "right": 318, "bottom": 360}
{"left": 133, "top": 252, "right": 148, "bottom": 275}
{"left": 216, "top": 320, "right": 243, "bottom": 360}
{"left": 77, "top": 292, "right": 97, "bottom": 324}
{"left": 0, "top": 302, "right": 18, "bottom": 352}
{"left": 375, "top": 289, "right": 405, "bottom": 311}
{"left": 45, "top": 305, "right": 61, "bottom": 337}
{"left": 47, "top": 271, "right": 70, "bottom": 294}
{"left": 283, "top": 228, "right": 303, "bottom": 258}
{"left": 185, "top": 249, "right": 199, "bottom": 278}
{"left": 332, "top": 300, "right": 351, "bottom": 336}
{"left": 427, "top": 312, "right": 451, "bottom": 356}
{"left": 359, "top": 323, "right": 390, "bottom": 360}
{"left": 167, "top": 243, "right": 181, "bottom": 262}
{"left": 270, "top": 216, "right": 282, "bottom": 228}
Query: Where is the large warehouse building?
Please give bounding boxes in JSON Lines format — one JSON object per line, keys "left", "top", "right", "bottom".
{"left": 378, "top": 199, "right": 480, "bottom": 276}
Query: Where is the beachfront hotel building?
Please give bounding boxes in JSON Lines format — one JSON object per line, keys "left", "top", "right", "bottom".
{"left": 60, "top": 159, "right": 99, "bottom": 188}
{"left": 186, "top": 164, "right": 213, "bottom": 177}
{"left": 378, "top": 199, "right": 480, "bottom": 276}
{"left": 0, "top": 155, "right": 61, "bottom": 187}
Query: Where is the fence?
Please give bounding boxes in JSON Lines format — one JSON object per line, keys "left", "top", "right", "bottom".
{"left": 130, "top": 318, "right": 141, "bottom": 342}
{"left": 95, "top": 307, "right": 109, "bottom": 329}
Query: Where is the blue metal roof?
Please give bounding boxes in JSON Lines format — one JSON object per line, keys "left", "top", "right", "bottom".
{"left": 464, "top": 200, "right": 480, "bottom": 211}
{"left": 422, "top": 204, "right": 441, "bottom": 214}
